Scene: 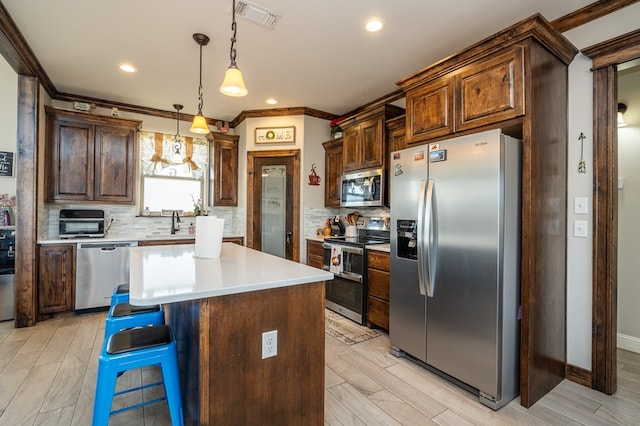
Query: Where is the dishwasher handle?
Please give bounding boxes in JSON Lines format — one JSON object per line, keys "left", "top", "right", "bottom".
{"left": 77, "top": 241, "right": 138, "bottom": 250}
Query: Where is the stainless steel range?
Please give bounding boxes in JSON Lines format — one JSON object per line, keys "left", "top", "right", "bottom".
{"left": 322, "top": 218, "right": 389, "bottom": 325}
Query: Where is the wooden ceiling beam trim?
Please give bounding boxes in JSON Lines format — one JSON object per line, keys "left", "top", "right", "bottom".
{"left": 54, "top": 92, "right": 225, "bottom": 128}
{"left": 230, "top": 107, "right": 338, "bottom": 128}
{"left": 551, "top": 0, "right": 640, "bottom": 33}
{"left": 581, "top": 28, "right": 640, "bottom": 69}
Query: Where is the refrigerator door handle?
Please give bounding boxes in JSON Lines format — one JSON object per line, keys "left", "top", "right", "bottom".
{"left": 417, "top": 180, "right": 428, "bottom": 296}
{"left": 425, "top": 179, "right": 437, "bottom": 297}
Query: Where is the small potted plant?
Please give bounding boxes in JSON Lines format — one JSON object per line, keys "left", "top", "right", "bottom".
{"left": 191, "top": 194, "right": 202, "bottom": 216}
{"left": 330, "top": 117, "right": 345, "bottom": 139}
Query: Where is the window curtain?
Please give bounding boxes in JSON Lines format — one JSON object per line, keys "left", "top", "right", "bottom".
{"left": 184, "top": 137, "right": 199, "bottom": 170}
{"left": 150, "top": 132, "right": 168, "bottom": 168}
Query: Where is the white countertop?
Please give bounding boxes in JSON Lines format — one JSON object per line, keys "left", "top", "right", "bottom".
{"left": 129, "top": 242, "right": 333, "bottom": 305}
{"left": 306, "top": 235, "right": 327, "bottom": 242}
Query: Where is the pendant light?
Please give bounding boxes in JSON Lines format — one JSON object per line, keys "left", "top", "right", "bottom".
{"left": 190, "top": 33, "right": 211, "bottom": 134}
{"left": 220, "top": 0, "right": 248, "bottom": 97}
{"left": 171, "top": 104, "right": 185, "bottom": 164}
{"left": 618, "top": 103, "right": 627, "bottom": 127}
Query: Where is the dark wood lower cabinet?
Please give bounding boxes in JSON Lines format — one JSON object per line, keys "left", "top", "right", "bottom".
{"left": 38, "top": 244, "right": 75, "bottom": 315}
{"left": 306, "top": 239, "right": 324, "bottom": 269}
{"left": 366, "top": 250, "right": 390, "bottom": 330}
{"left": 166, "top": 282, "right": 325, "bottom": 425}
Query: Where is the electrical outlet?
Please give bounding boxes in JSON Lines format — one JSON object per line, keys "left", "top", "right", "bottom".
{"left": 262, "top": 330, "right": 277, "bottom": 359}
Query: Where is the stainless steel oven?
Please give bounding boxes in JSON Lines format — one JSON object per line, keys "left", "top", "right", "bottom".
{"left": 322, "top": 242, "right": 365, "bottom": 324}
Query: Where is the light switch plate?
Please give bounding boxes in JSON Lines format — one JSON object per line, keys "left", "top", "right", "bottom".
{"left": 574, "top": 220, "right": 588, "bottom": 238}
{"left": 574, "top": 197, "right": 588, "bottom": 215}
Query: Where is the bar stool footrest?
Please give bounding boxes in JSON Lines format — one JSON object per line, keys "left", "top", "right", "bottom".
{"left": 110, "top": 396, "right": 167, "bottom": 416}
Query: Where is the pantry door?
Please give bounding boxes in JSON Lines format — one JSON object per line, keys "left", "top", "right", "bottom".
{"left": 247, "top": 150, "right": 300, "bottom": 261}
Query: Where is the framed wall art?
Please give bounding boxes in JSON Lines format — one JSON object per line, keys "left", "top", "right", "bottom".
{"left": 0, "top": 151, "right": 14, "bottom": 177}
{"left": 255, "top": 126, "right": 296, "bottom": 144}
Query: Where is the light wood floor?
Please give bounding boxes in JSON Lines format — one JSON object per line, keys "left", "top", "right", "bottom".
{"left": 1, "top": 312, "right": 639, "bottom": 425}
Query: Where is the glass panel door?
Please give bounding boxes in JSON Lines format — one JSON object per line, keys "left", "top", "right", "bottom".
{"left": 261, "top": 165, "right": 286, "bottom": 258}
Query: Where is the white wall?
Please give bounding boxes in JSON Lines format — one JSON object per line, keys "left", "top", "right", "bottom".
{"left": 0, "top": 56, "right": 17, "bottom": 201}
{"left": 234, "top": 115, "right": 332, "bottom": 261}
{"left": 617, "top": 67, "right": 640, "bottom": 352}
{"left": 563, "top": 3, "right": 640, "bottom": 368}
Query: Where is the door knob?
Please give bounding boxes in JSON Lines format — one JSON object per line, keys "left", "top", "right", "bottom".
{"left": 286, "top": 231, "right": 293, "bottom": 244}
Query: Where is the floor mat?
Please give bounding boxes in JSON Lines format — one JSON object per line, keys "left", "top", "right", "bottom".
{"left": 325, "top": 308, "right": 380, "bottom": 345}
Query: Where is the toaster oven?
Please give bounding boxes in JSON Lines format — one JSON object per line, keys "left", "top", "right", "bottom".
{"left": 59, "top": 209, "right": 106, "bottom": 238}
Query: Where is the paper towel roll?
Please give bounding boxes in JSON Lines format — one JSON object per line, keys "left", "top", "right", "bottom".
{"left": 195, "top": 216, "right": 225, "bottom": 258}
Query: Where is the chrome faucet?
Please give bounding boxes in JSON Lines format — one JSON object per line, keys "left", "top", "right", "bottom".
{"left": 171, "top": 211, "right": 181, "bottom": 234}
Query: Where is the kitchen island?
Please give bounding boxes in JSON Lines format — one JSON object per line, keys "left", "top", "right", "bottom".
{"left": 129, "top": 242, "right": 333, "bottom": 425}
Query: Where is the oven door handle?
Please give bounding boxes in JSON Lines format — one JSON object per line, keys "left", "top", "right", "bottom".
{"left": 322, "top": 243, "right": 363, "bottom": 256}
{"left": 335, "top": 271, "right": 362, "bottom": 282}
{"left": 342, "top": 246, "right": 363, "bottom": 256}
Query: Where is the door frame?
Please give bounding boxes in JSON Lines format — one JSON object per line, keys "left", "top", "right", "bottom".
{"left": 582, "top": 28, "right": 640, "bottom": 395}
{"left": 246, "top": 149, "right": 301, "bottom": 262}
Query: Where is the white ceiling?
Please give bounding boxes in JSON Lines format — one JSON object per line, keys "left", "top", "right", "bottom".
{"left": 3, "top": 0, "right": 588, "bottom": 122}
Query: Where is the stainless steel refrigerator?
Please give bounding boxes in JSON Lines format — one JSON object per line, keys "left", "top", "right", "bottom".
{"left": 389, "top": 129, "right": 521, "bottom": 410}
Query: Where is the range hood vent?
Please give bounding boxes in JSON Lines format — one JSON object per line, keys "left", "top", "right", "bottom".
{"left": 235, "top": 1, "right": 281, "bottom": 29}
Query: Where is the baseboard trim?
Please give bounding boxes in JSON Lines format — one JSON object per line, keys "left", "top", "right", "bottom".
{"left": 617, "top": 333, "right": 640, "bottom": 354}
{"left": 565, "top": 363, "right": 592, "bottom": 387}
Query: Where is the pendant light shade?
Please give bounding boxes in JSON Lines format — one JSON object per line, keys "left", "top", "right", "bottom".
{"left": 220, "top": 64, "right": 248, "bottom": 97}
{"left": 190, "top": 114, "right": 209, "bottom": 134}
{"left": 220, "top": 0, "right": 248, "bottom": 97}
{"left": 190, "top": 33, "right": 211, "bottom": 134}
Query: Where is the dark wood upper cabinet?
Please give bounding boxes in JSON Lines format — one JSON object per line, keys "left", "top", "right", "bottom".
{"left": 404, "top": 46, "right": 524, "bottom": 143}
{"left": 457, "top": 46, "right": 524, "bottom": 131}
{"left": 45, "top": 106, "right": 140, "bottom": 204}
{"left": 94, "top": 125, "right": 137, "bottom": 202}
{"left": 386, "top": 115, "right": 406, "bottom": 154}
{"left": 322, "top": 138, "right": 343, "bottom": 208}
{"left": 406, "top": 76, "right": 454, "bottom": 143}
{"left": 340, "top": 104, "right": 404, "bottom": 173}
{"left": 209, "top": 133, "right": 239, "bottom": 206}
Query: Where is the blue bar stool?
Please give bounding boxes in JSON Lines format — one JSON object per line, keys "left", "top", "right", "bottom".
{"left": 110, "top": 283, "right": 130, "bottom": 307}
{"left": 92, "top": 324, "right": 184, "bottom": 425}
{"left": 104, "top": 302, "right": 165, "bottom": 339}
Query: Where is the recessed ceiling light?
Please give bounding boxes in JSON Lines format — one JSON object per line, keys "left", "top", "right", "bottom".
{"left": 365, "top": 19, "right": 383, "bottom": 32}
{"left": 119, "top": 64, "right": 137, "bottom": 73}
{"left": 266, "top": 98, "right": 278, "bottom": 105}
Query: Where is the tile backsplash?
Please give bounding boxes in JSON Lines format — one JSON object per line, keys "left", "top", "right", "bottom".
{"left": 39, "top": 204, "right": 245, "bottom": 241}
{"left": 304, "top": 207, "right": 390, "bottom": 237}
{"left": 40, "top": 204, "right": 387, "bottom": 241}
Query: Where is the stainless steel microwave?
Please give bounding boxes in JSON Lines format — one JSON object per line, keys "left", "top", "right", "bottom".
{"left": 340, "top": 168, "right": 385, "bottom": 207}
{"left": 59, "top": 209, "right": 106, "bottom": 238}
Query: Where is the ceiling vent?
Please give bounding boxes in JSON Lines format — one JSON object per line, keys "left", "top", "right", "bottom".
{"left": 235, "top": 1, "right": 281, "bottom": 29}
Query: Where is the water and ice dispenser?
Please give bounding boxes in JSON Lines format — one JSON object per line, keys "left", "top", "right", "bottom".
{"left": 396, "top": 220, "right": 417, "bottom": 260}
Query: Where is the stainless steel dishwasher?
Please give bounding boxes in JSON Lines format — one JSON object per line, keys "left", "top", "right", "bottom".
{"left": 75, "top": 241, "right": 138, "bottom": 310}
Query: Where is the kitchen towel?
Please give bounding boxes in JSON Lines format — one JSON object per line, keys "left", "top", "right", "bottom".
{"left": 195, "top": 216, "right": 225, "bottom": 258}
{"left": 330, "top": 246, "right": 343, "bottom": 275}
